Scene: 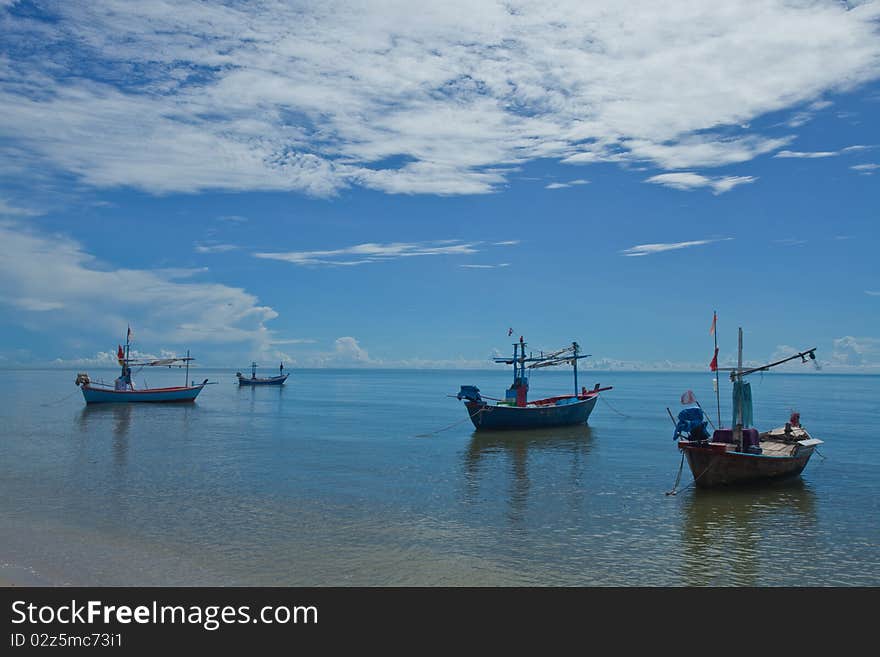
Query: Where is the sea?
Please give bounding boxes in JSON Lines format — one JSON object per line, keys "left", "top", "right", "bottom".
{"left": 1, "top": 368, "right": 877, "bottom": 586}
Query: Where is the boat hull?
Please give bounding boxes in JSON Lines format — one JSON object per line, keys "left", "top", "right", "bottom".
{"left": 465, "top": 395, "right": 598, "bottom": 431}
{"left": 680, "top": 442, "right": 815, "bottom": 487}
{"left": 80, "top": 383, "right": 206, "bottom": 404}
{"left": 237, "top": 374, "right": 288, "bottom": 386}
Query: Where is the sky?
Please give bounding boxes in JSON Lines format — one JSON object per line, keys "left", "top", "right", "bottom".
{"left": 0, "top": 0, "right": 878, "bottom": 372}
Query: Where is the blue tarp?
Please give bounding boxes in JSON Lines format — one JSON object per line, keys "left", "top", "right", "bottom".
{"left": 732, "top": 380, "right": 753, "bottom": 428}
{"left": 673, "top": 407, "right": 708, "bottom": 441}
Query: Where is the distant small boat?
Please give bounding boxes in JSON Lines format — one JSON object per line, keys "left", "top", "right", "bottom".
{"left": 671, "top": 318, "right": 822, "bottom": 488}
{"left": 75, "top": 327, "right": 210, "bottom": 404}
{"left": 236, "top": 361, "right": 288, "bottom": 386}
{"left": 456, "top": 335, "right": 612, "bottom": 431}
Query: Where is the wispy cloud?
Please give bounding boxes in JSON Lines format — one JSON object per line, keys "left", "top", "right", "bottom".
{"left": 627, "top": 136, "right": 790, "bottom": 170}
{"left": 460, "top": 263, "right": 510, "bottom": 269}
{"left": 785, "top": 99, "right": 834, "bottom": 127}
{"left": 493, "top": 240, "right": 520, "bottom": 246}
{"left": 545, "top": 179, "right": 589, "bottom": 189}
{"left": 774, "top": 145, "right": 869, "bottom": 159}
{"left": 621, "top": 237, "right": 733, "bottom": 257}
{"left": 254, "top": 240, "right": 481, "bottom": 267}
{"left": 866, "top": 290, "right": 880, "bottom": 297}
{"left": 194, "top": 243, "right": 239, "bottom": 254}
{"left": 0, "top": 198, "right": 42, "bottom": 217}
{"left": 851, "top": 163, "right": 880, "bottom": 174}
{"left": 2, "top": 2, "right": 879, "bottom": 196}
{"left": 774, "top": 238, "right": 808, "bottom": 247}
{"left": 645, "top": 172, "right": 756, "bottom": 194}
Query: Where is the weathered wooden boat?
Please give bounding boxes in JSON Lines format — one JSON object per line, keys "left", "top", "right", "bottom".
{"left": 75, "top": 326, "right": 211, "bottom": 404}
{"left": 236, "top": 361, "right": 288, "bottom": 386}
{"left": 457, "top": 335, "right": 612, "bottom": 431}
{"left": 671, "top": 319, "right": 822, "bottom": 488}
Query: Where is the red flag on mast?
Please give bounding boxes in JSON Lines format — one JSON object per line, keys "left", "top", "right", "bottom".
{"left": 709, "top": 347, "right": 719, "bottom": 372}
{"left": 709, "top": 312, "right": 717, "bottom": 335}
{"left": 117, "top": 344, "right": 125, "bottom": 366}
{"left": 508, "top": 328, "right": 513, "bottom": 336}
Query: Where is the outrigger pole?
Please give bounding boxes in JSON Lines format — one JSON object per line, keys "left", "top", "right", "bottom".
{"left": 714, "top": 329, "right": 817, "bottom": 451}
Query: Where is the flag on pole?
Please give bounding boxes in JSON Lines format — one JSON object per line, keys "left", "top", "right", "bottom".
{"left": 709, "top": 311, "right": 717, "bottom": 335}
{"left": 709, "top": 347, "right": 719, "bottom": 372}
{"left": 127, "top": 325, "right": 133, "bottom": 342}
{"left": 508, "top": 327, "right": 513, "bottom": 336}
{"left": 117, "top": 344, "right": 125, "bottom": 366}
{"left": 680, "top": 390, "right": 696, "bottom": 405}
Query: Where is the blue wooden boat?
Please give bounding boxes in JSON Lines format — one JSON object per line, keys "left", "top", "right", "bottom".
{"left": 671, "top": 323, "right": 822, "bottom": 488}
{"left": 457, "top": 336, "right": 612, "bottom": 431}
{"left": 236, "top": 361, "right": 288, "bottom": 386}
{"left": 75, "top": 327, "right": 211, "bottom": 404}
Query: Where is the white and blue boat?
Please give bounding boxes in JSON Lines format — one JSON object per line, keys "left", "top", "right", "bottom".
{"left": 236, "top": 361, "right": 288, "bottom": 386}
{"left": 75, "top": 328, "right": 210, "bottom": 404}
{"left": 457, "top": 336, "right": 612, "bottom": 431}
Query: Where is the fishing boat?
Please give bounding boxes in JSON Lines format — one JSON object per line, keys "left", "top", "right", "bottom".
{"left": 671, "top": 317, "right": 823, "bottom": 488}
{"left": 74, "top": 327, "right": 210, "bottom": 404}
{"left": 456, "top": 335, "right": 612, "bottom": 431}
{"left": 236, "top": 361, "right": 288, "bottom": 386}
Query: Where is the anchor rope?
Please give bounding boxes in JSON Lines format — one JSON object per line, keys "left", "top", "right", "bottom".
{"left": 600, "top": 395, "right": 630, "bottom": 418}
{"left": 414, "top": 405, "right": 488, "bottom": 438}
{"left": 666, "top": 451, "right": 717, "bottom": 496}
{"left": 39, "top": 388, "right": 82, "bottom": 407}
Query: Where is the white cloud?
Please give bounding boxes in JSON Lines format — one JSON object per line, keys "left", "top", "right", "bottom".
{"left": 194, "top": 243, "right": 239, "bottom": 254}
{"left": 866, "top": 290, "right": 880, "bottom": 296}
{"left": 300, "top": 336, "right": 374, "bottom": 367}
{"left": 1, "top": 1, "right": 879, "bottom": 196}
{"left": 460, "top": 263, "right": 510, "bottom": 269}
{"left": 545, "top": 179, "right": 589, "bottom": 189}
{"left": 645, "top": 172, "right": 756, "bottom": 194}
{"left": 0, "top": 220, "right": 280, "bottom": 355}
{"left": 621, "top": 237, "right": 733, "bottom": 257}
{"left": 831, "top": 336, "right": 880, "bottom": 368}
{"left": 851, "top": 163, "right": 880, "bottom": 173}
{"left": 626, "top": 135, "right": 790, "bottom": 169}
{"left": 774, "top": 145, "right": 870, "bottom": 158}
{"left": 774, "top": 150, "right": 838, "bottom": 159}
{"left": 254, "top": 240, "right": 481, "bottom": 267}
{"left": 0, "top": 198, "right": 42, "bottom": 216}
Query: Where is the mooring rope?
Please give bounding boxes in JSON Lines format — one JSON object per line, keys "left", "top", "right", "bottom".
{"left": 414, "top": 405, "right": 487, "bottom": 438}
{"left": 39, "top": 388, "right": 82, "bottom": 407}
{"left": 666, "top": 452, "right": 717, "bottom": 496}
{"left": 599, "top": 395, "right": 630, "bottom": 418}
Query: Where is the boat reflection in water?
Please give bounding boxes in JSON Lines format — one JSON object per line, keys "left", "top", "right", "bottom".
{"left": 463, "top": 424, "right": 595, "bottom": 526}
{"left": 78, "top": 402, "right": 134, "bottom": 439}
{"left": 679, "top": 479, "right": 818, "bottom": 586}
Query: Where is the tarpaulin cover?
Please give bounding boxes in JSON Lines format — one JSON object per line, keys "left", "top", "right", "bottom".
{"left": 732, "top": 380, "right": 753, "bottom": 428}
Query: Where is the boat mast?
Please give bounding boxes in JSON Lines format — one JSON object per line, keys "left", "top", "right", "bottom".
{"left": 713, "top": 311, "right": 721, "bottom": 428}
{"left": 185, "top": 349, "right": 190, "bottom": 386}
{"left": 572, "top": 341, "right": 579, "bottom": 396}
{"left": 735, "top": 326, "right": 744, "bottom": 451}
{"left": 511, "top": 340, "right": 518, "bottom": 384}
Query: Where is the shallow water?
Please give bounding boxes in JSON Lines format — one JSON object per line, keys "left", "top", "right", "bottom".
{"left": 0, "top": 368, "right": 877, "bottom": 586}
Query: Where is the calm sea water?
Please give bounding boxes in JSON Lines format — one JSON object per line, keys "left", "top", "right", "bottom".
{"left": 0, "top": 368, "right": 877, "bottom": 586}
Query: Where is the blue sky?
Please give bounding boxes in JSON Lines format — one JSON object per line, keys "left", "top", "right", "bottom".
{"left": 1, "top": 0, "right": 878, "bottom": 371}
